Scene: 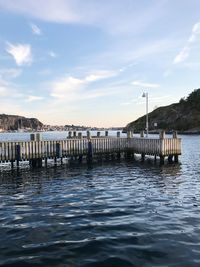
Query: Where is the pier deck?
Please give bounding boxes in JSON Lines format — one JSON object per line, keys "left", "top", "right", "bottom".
{"left": 0, "top": 131, "right": 181, "bottom": 169}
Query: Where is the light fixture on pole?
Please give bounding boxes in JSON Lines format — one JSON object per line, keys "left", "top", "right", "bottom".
{"left": 142, "top": 92, "right": 149, "bottom": 138}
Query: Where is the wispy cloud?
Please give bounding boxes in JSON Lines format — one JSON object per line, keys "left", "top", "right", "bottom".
{"left": 48, "top": 51, "right": 57, "bottom": 58}
{"left": 30, "top": 23, "right": 42, "bottom": 35}
{"left": 174, "top": 21, "right": 200, "bottom": 64}
{"left": 26, "top": 95, "right": 44, "bottom": 102}
{"left": 0, "top": 0, "right": 79, "bottom": 23}
{"left": 132, "top": 80, "right": 160, "bottom": 88}
{"left": 5, "top": 43, "right": 32, "bottom": 66}
{"left": 0, "top": 0, "right": 166, "bottom": 35}
{"left": 188, "top": 22, "right": 200, "bottom": 43}
{"left": 0, "top": 68, "right": 22, "bottom": 79}
{"left": 51, "top": 76, "right": 84, "bottom": 99}
{"left": 119, "top": 63, "right": 137, "bottom": 72}
{"left": 85, "top": 70, "right": 117, "bottom": 82}
{"left": 174, "top": 46, "right": 190, "bottom": 64}
{"left": 51, "top": 70, "right": 118, "bottom": 99}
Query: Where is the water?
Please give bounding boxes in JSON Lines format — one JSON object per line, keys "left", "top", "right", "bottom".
{"left": 0, "top": 134, "right": 200, "bottom": 266}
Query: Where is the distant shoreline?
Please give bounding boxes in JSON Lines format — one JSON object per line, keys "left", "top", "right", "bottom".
{"left": 0, "top": 129, "right": 123, "bottom": 134}
{"left": 123, "top": 130, "right": 200, "bottom": 135}
{"left": 0, "top": 129, "right": 199, "bottom": 135}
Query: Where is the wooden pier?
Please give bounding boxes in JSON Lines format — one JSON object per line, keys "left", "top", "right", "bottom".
{"left": 0, "top": 131, "right": 181, "bottom": 169}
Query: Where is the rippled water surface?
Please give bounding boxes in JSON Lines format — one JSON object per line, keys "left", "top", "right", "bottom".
{"left": 0, "top": 135, "right": 200, "bottom": 266}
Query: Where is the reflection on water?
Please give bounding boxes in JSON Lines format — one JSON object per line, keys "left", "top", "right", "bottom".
{"left": 0, "top": 135, "right": 200, "bottom": 266}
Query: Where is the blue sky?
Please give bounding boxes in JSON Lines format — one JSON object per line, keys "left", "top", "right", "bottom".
{"left": 0, "top": 0, "right": 200, "bottom": 127}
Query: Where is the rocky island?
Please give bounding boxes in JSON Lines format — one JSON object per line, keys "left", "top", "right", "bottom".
{"left": 0, "top": 114, "right": 43, "bottom": 131}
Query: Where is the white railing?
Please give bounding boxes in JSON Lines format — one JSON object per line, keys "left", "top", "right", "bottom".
{"left": 0, "top": 137, "right": 181, "bottom": 162}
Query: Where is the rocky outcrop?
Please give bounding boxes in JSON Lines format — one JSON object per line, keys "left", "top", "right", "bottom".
{"left": 125, "top": 89, "right": 200, "bottom": 133}
{"left": 0, "top": 114, "right": 43, "bottom": 131}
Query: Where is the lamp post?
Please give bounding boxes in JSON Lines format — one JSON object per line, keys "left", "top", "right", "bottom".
{"left": 142, "top": 92, "right": 149, "bottom": 137}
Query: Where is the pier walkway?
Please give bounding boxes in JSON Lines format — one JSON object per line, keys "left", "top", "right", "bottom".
{"left": 0, "top": 131, "right": 181, "bottom": 169}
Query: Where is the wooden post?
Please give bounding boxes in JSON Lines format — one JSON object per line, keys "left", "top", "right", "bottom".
{"left": 105, "top": 131, "right": 108, "bottom": 137}
{"left": 117, "top": 131, "right": 120, "bottom": 138}
{"left": 174, "top": 155, "right": 179, "bottom": 162}
{"left": 15, "top": 144, "right": 21, "bottom": 168}
{"left": 140, "top": 131, "right": 144, "bottom": 138}
{"left": 173, "top": 131, "right": 177, "bottom": 139}
{"left": 87, "top": 131, "right": 91, "bottom": 140}
{"left": 97, "top": 131, "right": 101, "bottom": 137}
{"left": 87, "top": 140, "right": 93, "bottom": 164}
{"left": 68, "top": 131, "right": 72, "bottom": 138}
{"left": 127, "top": 131, "right": 132, "bottom": 138}
{"left": 30, "top": 133, "right": 35, "bottom": 141}
{"left": 78, "top": 132, "right": 82, "bottom": 139}
{"left": 141, "top": 152, "right": 145, "bottom": 162}
{"left": 11, "top": 160, "right": 14, "bottom": 169}
{"left": 45, "top": 157, "right": 48, "bottom": 167}
{"left": 160, "top": 155, "right": 165, "bottom": 165}
{"left": 36, "top": 133, "right": 41, "bottom": 141}
{"left": 168, "top": 154, "right": 173, "bottom": 163}
{"left": 73, "top": 131, "right": 77, "bottom": 138}
{"left": 56, "top": 143, "right": 61, "bottom": 158}
{"left": 159, "top": 130, "right": 165, "bottom": 139}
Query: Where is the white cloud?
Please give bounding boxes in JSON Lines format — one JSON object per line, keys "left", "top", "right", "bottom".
{"left": 132, "top": 80, "right": 160, "bottom": 88}
{"left": 51, "top": 76, "right": 84, "bottom": 99}
{"left": 189, "top": 22, "right": 200, "bottom": 43}
{"left": 85, "top": 70, "right": 117, "bottom": 82}
{"left": 0, "top": 0, "right": 79, "bottom": 23}
{"left": 173, "top": 46, "right": 190, "bottom": 64}
{"left": 51, "top": 70, "right": 118, "bottom": 99}
{"left": 30, "top": 23, "right": 42, "bottom": 35}
{"left": 174, "top": 21, "right": 200, "bottom": 64}
{"left": 48, "top": 51, "right": 57, "bottom": 58}
{"left": 26, "top": 95, "right": 44, "bottom": 102}
{"left": 119, "top": 63, "right": 137, "bottom": 72}
{"left": 0, "top": 0, "right": 166, "bottom": 35}
{"left": 5, "top": 43, "right": 32, "bottom": 66}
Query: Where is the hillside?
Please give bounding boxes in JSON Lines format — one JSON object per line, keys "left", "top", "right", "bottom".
{"left": 125, "top": 89, "right": 200, "bottom": 133}
{"left": 0, "top": 114, "right": 43, "bottom": 131}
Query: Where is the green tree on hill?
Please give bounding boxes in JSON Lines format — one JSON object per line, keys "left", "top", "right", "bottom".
{"left": 125, "top": 88, "right": 200, "bottom": 132}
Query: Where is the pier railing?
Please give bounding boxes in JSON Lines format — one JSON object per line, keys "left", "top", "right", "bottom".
{"left": 128, "top": 137, "right": 181, "bottom": 156}
{"left": 0, "top": 133, "right": 181, "bottom": 164}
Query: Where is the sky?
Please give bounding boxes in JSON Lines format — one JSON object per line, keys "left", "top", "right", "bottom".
{"left": 0, "top": 0, "right": 200, "bottom": 127}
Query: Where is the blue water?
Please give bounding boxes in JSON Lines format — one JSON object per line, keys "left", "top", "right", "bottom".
{"left": 0, "top": 134, "right": 200, "bottom": 266}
